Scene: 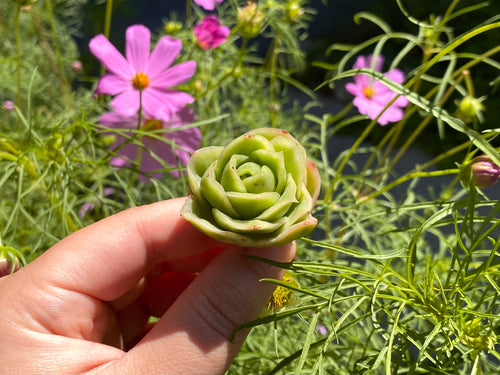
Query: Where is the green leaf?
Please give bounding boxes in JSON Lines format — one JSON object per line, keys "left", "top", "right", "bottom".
{"left": 226, "top": 191, "right": 280, "bottom": 219}
{"left": 212, "top": 209, "right": 286, "bottom": 234}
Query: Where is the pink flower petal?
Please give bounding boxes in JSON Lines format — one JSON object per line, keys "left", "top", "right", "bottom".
{"left": 345, "top": 82, "right": 362, "bottom": 96}
{"left": 378, "top": 106, "right": 405, "bottom": 125}
{"left": 147, "top": 36, "right": 183, "bottom": 79}
{"left": 151, "top": 61, "right": 196, "bottom": 89}
{"left": 385, "top": 68, "right": 405, "bottom": 84}
{"left": 89, "top": 34, "right": 133, "bottom": 79}
{"left": 95, "top": 74, "right": 132, "bottom": 96}
{"left": 110, "top": 90, "right": 141, "bottom": 116}
{"left": 125, "top": 25, "right": 151, "bottom": 73}
{"left": 99, "top": 111, "right": 138, "bottom": 129}
{"left": 172, "top": 127, "right": 202, "bottom": 164}
{"left": 143, "top": 89, "right": 195, "bottom": 120}
{"left": 194, "top": 0, "right": 216, "bottom": 10}
{"left": 375, "top": 89, "right": 409, "bottom": 108}
{"left": 111, "top": 143, "right": 136, "bottom": 166}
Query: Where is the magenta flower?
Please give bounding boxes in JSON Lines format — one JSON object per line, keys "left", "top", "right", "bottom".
{"left": 89, "top": 24, "right": 196, "bottom": 120}
{"left": 194, "top": 16, "right": 230, "bottom": 50}
{"left": 99, "top": 107, "right": 201, "bottom": 181}
{"left": 194, "top": 0, "right": 223, "bottom": 11}
{"left": 345, "top": 55, "right": 408, "bottom": 125}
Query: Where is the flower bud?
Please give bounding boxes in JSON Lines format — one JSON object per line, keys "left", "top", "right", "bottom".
{"left": 455, "top": 95, "right": 485, "bottom": 123}
{"left": 459, "top": 317, "right": 496, "bottom": 352}
{"left": 286, "top": 0, "right": 303, "bottom": 22}
{"left": 461, "top": 155, "right": 500, "bottom": 189}
{"left": 181, "top": 127, "right": 321, "bottom": 247}
{"left": 0, "top": 250, "right": 21, "bottom": 277}
{"left": 71, "top": 60, "right": 82, "bottom": 72}
{"left": 237, "top": 1, "right": 264, "bottom": 39}
{"left": 164, "top": 21, "right": 183, "bottom": 35}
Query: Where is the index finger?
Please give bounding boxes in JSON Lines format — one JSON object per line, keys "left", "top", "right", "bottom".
{"left": 25, "top": 197, "right": 222, "bottom": 301}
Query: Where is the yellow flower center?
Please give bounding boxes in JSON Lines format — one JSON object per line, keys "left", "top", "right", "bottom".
{"left": 132, "top": 72, "right": 149, "bottom": 89}
{"left": 143, "top": 119, "right": 162, "bottom": 133}
{"left": 363, "top": 86, "right": 376, "bottom": 99}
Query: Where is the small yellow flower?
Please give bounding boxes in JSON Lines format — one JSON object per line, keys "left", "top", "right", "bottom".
{"left": 261, "top": 270, "right": 300, "bottom": 316}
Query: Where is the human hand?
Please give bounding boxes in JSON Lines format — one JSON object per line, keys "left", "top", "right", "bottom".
{"left": 0, "top": 197, "right": 295, "bottom": 374}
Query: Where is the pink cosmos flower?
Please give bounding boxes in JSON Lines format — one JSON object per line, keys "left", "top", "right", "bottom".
{"left": 345, "top": 55, "right": 408, "bottom": 126}
{"left": 194, "top": 0, "right": 223, "bottom": 11}
{"left": 194, "top": 15, "right": 230, "bottom": 50}
{"left": 99, "top": 107, "right": 201, "bottom": 181}
{"left": 89, "top": 24, "right": 196, "bottom": 120}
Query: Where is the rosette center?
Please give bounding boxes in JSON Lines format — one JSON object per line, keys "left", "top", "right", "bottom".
{"left": 237, "top": 162, "right": 276, "bottom": 193}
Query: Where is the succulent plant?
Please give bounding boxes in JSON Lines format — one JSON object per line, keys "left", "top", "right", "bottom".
{"left": 181, "top": 127, "right": 321, "bottom": 247}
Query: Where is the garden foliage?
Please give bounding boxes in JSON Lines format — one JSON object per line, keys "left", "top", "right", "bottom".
{"left": 1, "top": 0, "right": 500, "bottom": 373}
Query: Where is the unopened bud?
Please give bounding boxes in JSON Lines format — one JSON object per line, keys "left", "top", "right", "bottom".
{"left": 0, "top": 251, "right": 21, "bottom": 277}
{"left": 461, "top": 155, "right": 500, "bottom": 189}
{"left": 455, "top": 96, "right": 485, "bottom": 123}
{"left": 237, "top": 1, "right": 264, "bottom": 39}
{"left": 164, "top": 21, "right": 183, "bottom": 35}
{"left": 286, "top": 0, "right": 303, "bottom": 22}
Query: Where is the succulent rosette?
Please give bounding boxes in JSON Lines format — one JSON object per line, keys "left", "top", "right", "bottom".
{"left": 181, "top": 127, "right": 321, "bottom": 247}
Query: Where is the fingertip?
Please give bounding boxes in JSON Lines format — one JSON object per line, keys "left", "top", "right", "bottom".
{"left": 244, "top": 241, "right": 296, "bottom": 264}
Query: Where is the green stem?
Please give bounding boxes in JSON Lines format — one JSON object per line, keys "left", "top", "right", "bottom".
{"left": 186, "top": 0, "right": 192, "bottom": 26}
{"left": 268, "top": 38, "right": 279, "bottom": 128}
{"left": 101, "top": 0, "right": 114, "bottom": 76}
{"left": 355, "top": 169, "right": 459, "bottom": 205}
{"left": 196, "top": 38, "right": 249, "bottom": 99}
{"left": 44, "top": 0, "right": 68, "bottom": 94}
{"left": 15, "top": 5, "right": 21, "bottom": 109}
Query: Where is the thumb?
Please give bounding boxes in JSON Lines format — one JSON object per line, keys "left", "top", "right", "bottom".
{"left": 102, "top": 243, "right": 295, "bottom": 375}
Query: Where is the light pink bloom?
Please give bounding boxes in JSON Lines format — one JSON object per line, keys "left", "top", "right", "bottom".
{"left": 3, "top": 101, "right": 15, "bottom": 111}
{"left": 89, "top": 24, "right": 196, "bottom": 120}
{"left": 316, "top": 324, "right": 328, "bottom": 335}
{"left": 99, "top": 107, "right": 201, "bottom": 181}
{"left": 71, "top": 60, "right": 82, "bottom": 72}
{"left": 194, "top": 15, "right": 230, "bottom": 50}
{"left": 345, "top": 55, "right": 408, "bottom": 126}
{"left": 194, "top": 0, "right": 223, "bottom": 11}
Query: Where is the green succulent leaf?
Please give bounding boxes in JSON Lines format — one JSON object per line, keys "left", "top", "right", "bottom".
{"left": 181, "top": 128, "right": 321, "bottom": 247}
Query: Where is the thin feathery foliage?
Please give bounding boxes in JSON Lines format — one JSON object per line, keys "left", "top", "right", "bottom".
{"left": 1, "top": 0, "right": 500, "bottom": 373}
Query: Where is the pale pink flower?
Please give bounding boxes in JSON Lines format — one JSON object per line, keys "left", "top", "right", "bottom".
{"left": 316, "top": 324, "right": 328, "bottom": 335}
{"left": 345, "top": 55, "right": 408, "bottom": 125}
{"left": 89, "top": 24, "right": 196, "bottom": 120}
{"left": 3, "top": 101, "right": 15, "bottom": 111}
{"left": 194, "top": 15, "right": 230, "bottom": 50}
{"left": 71, "top": 60, "right": 82, "bottom": 72}
{"left": 99, "top": 107, "right": 201, "bottom": 181}
{"left": 194, "top": 0, "right": 223, "bottom": 11}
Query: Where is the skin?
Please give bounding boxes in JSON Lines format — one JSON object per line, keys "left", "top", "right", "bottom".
{"left": 0, "top": 197, "right": 295, "bottom": 374}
